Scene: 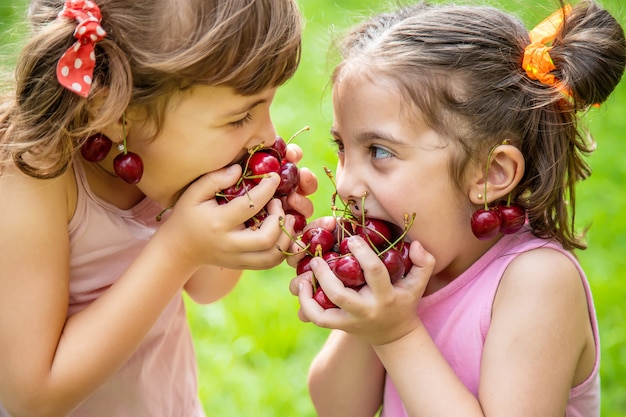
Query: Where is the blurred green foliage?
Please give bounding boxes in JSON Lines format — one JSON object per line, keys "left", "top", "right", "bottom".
{"left": 1, "top": 0, "right": 624, "bottom": 416}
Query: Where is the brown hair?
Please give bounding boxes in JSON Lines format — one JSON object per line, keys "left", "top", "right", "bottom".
{"left": 332, "top": 0, "right": 626, "bottom": 250}
{"left": 0, "top": 0, "right": 302, "bottom": 178}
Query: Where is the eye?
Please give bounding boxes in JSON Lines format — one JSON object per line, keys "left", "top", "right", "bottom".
{"left": 229, "top": 113, "right": 252, "bottom": 127}
{"left": 330, "top": 137, "right": 345, "bottom": 154}
{"left": 370, "top": 145, "right": 392, "bottom": 159}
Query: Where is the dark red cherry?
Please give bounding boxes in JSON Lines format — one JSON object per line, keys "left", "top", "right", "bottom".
{"left": 497, "top": 205, "right": 526, "bottom": 234}
{"left": 323, "top": 251, "right": 341, "bottom": 270}
{"left": 220, "top": 179, "right": 255, "bottom": 201}
{"left": 285, "top": 209, "right": 307, "bottom": 233}
{"left": 297, "top": 255, "right": 313, "bottom": 276}
{"left": 113, "top": 152, "right": 143, "bottom": 184}
{"left": 301, "top": 227, "right": 335, "bottom": 255}
{"left": 246, "top": 152, "right": 281, "bottom": 184}
{"left": 313, "top": 287, "right": 337, "bottom": 309}
{"left": 81, "top": 133, "right": 112, "bottom": 162}
{"left": 275, "top": 161, "right": 300, "bottom": 196}
{"left": 394, "top": 242, "right": 412, "bottom": 276}
{"left": 332, "top": 254, "right": 365, "bottom": 288}
{"left": 471, "top": 208, "right": 501, "bottom": 240}
{"left": 380, "top": 248, "right": 405, "bottom": 283}
{"left": 270, "top": 136, "right": 288, "bottom": 160}
{"left": 354, "top": 218, "right": 393, "bottom": 249}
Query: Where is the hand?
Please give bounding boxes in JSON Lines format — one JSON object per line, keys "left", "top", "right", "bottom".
{"left": 155, "top": 164, "right": 294, "bottom": 271}
{"left": 295, "top": 236, "right": 435, "bottom": 346}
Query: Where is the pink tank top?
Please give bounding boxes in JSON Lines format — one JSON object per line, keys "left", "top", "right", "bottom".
{"left": 381, "top": 229, "right": 600, "bottom": 417}
{"left": 66, "top": 161, "right": 205, "bottom": 416}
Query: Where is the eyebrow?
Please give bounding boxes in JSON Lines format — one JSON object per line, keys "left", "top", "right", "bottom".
{"left": 330, "top": 128, "right": 406, "bottom": 146}
{"left": 221, "top": 98, "right": 268, "bottom": 118}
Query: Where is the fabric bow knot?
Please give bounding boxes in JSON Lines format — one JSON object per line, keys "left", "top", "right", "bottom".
{"left": 56, "top": 0, "right": 106, "bottom": 97}
{"left": 522, "top": 4, "right": 572, "bottom": 90}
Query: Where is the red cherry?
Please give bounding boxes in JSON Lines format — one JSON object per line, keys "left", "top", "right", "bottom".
{"left": 275, "top": 161, "right": 300, "bottom": 196}
{"left": 113, "top": 152, "right": 143, "bottom": 184}
{"left": 220, "top": 178, "right": 255, "bottom": 201}
{"left": 323, "top": 251, "right": 341, "bottom": 270}
{"left": 471, "top": 208, "right": 501, "bottom": 240}
{"left": 246, "top": 151, "right": 281, "bottom": 184}
{"left": 297, "top": 255, "right": 313, "bottom": 275}
{"left": 338, "top": 237, "right": 350, "bottom": 255}
{"left": 285, "top": 209, "right": 307, "bottom": 233}
{"left": 270, "top": 136, "right": 288, "bottom": 160}
{"left": 301, "top": 227, "right": 335, "bottom": 255}
{"left": 497, "top": 205, "right": 526, "bottom": 234}
{"left": 81, "top": 133, "right": 112, "bottom": 162}
{"left": 354, "top": 218, "right": 393, "bottom": 249}
{"left": 394, "top": 242, "right": 412, "bottom": 276}
{"left": 332, "top": 254, "right": 365, "bottom": 288}
{"left": 380, "top": 248, "right": 406, "bottom": 283}
{"left": 313, "top": 287, "right": 337, "bottom": 309}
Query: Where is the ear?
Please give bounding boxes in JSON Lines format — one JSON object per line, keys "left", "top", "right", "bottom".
{"left": 468, "top": 144, "right": 525, "bottom": 205}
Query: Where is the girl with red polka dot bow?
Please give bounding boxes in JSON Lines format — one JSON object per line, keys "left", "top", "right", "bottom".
{"left": 0, "top": 0, "right": 316, "bottom": 415}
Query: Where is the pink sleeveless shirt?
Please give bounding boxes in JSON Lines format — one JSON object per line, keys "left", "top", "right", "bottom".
{"left": 381, "top": 229, "right": 601, "bottom": 417}
{"left": 66, "top": 161, "right": 205, "bottom": 416}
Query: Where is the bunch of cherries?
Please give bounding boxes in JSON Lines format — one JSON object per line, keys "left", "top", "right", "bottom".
{"left": 470, "top": 201, "right": 526, "bottom": 240}
{"left": 215, "top": 129, "right": 308, "bottom": 231}
{"left": 291, "top": 171, "right": 415, "bottom": 309}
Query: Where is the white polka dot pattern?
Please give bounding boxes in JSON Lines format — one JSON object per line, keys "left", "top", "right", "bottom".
{"left": 55, "top": 0, "right": 106, "bottom": 98}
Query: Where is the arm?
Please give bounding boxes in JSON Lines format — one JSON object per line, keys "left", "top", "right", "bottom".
{"left": 0, "top": 165, "right": 290, "bottom": 417}
{"left": 308, "top": 330, "right": 385, "bottom": 417}
{"left": 300, "top": 238, "right": 594, "bottom": 417}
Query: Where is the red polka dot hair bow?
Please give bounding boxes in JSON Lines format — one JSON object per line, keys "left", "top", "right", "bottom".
{"left": 56, "top": 0, "right": 107, "bottom": 97}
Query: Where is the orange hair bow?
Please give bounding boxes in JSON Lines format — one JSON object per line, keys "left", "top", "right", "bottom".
{"left": 522, "top": 5, "right": 572, "bottom": 90}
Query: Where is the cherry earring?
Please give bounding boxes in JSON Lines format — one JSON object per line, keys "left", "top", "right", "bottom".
{"left": 470, "top": 142, "right": 526, "bottom": 240}
{"left": 112, "top": 115, "right": 143, "bottom": 184}
{"left": 81, "top": 133, "right": 113, "bottom": 162}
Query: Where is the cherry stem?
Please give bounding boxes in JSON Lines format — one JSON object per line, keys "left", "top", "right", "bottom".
{"left": 121, "top": 113, "right": 128, "bottom": 155}
{"left": 287, "top": 126, "right": 310, "bottom": 145}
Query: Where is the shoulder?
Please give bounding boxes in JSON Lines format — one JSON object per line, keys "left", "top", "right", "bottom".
{"left": 0, "top": 161, "right": 76, "bottom": 227}
{"left": 490, "top": 245, "right": 593, "bottom": 373}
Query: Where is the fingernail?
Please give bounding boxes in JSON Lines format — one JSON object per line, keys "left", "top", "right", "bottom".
{"left": 226, "top": 165, "right": 238, "bottom": 174}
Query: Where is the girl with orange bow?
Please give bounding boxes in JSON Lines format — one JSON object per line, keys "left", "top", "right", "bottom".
{"left": 288, "top": 1, "right": 625, "bottom": 416}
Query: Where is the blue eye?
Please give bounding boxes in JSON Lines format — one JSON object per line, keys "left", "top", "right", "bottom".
{"left": 370, "top": 145, "right": 392, "bottom": 159}
{"left": 230, "top": 114, "right": 252, "bottom": 127}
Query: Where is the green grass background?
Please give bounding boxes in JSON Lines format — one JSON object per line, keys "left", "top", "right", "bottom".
{"left": 2, "top": 0, "right": 625, "bottom": 415}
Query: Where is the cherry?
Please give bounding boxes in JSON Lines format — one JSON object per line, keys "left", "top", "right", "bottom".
{"left": 313, "top": 287, "right": 337, "bottom": 309}
{"left": 355, "top": 218, "right": 393, "bottom": 249}
{"left": 471, "top": 208, "right": 501, "bottom": 240}
{"left": 394, "top": 242, "right": 412, "bottom": 276}
{"left": 270, "top": 135, "right": 288, "bottom": 160}
{"left": 380, "top": 248, "right": 405, "bottom": 283}
{"left": 332, "top": 254, "right": 365, "bottom": 288}
{"left": 81, "top": 133, "right": 112, "bottom": 162}
{"left": 285, "top": 209, "right": 307, "bottom": 233}
{"left": 275, "top": 161, "right": 300, "bottom": 197}
{"left": 497, "top": 204, "right": 526, "bottom": 234}
{"left": 297, "top": 255, "right": 313, "bottom": 275}
{"left": 301, "top": 227, "right": 335, "bottom": 255}
{"left": 113, "top": 152, "right": 143, "bottom": 184}
{"left": 246, "top": 151, "right": 281, "bottom": 184}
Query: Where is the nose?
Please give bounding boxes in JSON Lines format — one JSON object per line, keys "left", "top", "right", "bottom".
{"left": 335, "top": 162, "right": 368, "bottom": 218}
{"left": 246, "top": 114, "right": 277, "bottom": 150}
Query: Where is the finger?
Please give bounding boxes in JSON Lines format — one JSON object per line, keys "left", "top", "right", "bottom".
{"left": 285, "top": 191, "right": 314, "bottom": 219}
{"left": 220, "top": 173, "right": 280, "bottom": 224}
{"left": 181, "top": 164, "right": 243, "bottom": 204}
{"left": 395, "top": 240, "right": 435, "bottom": 294}
{"left": 289, "top": 271, "right": 313, "bottom": 296}
{"left": 346, "top": 236, "right": 392, "bottom": 294}
{"left": 296, "top": 167, "right": 318, "bottom": 196}
{"left": 285, "top": 143, "right": 303, "bottom": 164}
